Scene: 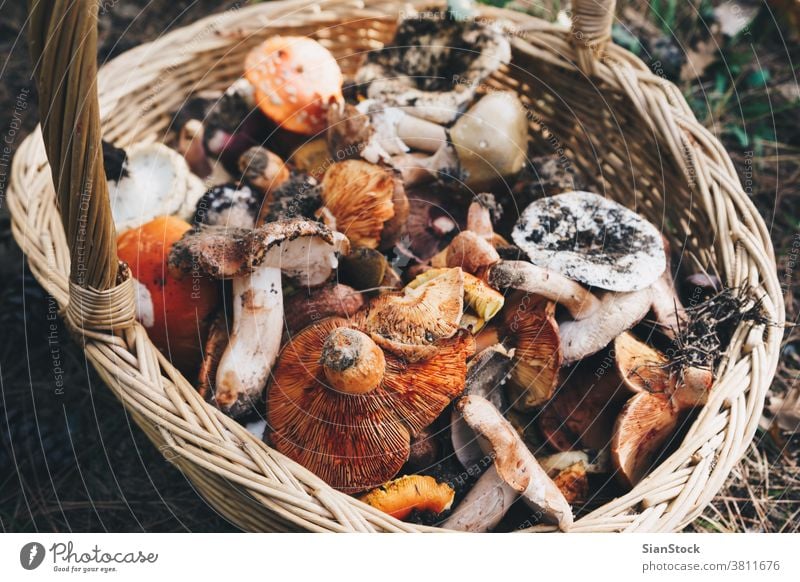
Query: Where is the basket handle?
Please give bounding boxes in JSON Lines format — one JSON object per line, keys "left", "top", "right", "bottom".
{"left": 570, "top": 0, "right": 617, "bottom": 74}
{"left": 27, "top": 0, "right": 119, "bottom": 291}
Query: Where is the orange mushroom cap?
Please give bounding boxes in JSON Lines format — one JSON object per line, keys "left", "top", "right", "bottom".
{"left": 363, "top": 267, "right": 465, "bottom": 361}
{"left": 267, "top": 316, "right": 475, "bottom": 493}
{"left": 317, "top": 160, "right": 398, "bottom": 249}
{"left": 117, "top": 216, "right": 219, "bottom": 374}
{"left": 360, "top": 475, "right": 455, "bottom": 520}
{"left": 245, "top": 36, "right": 343, "bottom": 135}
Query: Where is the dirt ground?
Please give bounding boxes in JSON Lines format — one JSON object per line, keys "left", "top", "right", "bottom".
{"left": 0, "top": 0, "right": 797, "bottom": 532}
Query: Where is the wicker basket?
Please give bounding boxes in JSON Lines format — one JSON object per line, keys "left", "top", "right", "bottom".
{"left": 9, "top": 0, "right": 785, "bottom": 532}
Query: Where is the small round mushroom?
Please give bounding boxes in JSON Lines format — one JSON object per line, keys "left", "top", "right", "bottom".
{"left": 244, "top": 36, "right": 343, "bottom": 136}
{"left": 511, "top": 191, "right": 667, "bottom": 292}
{"left": 442, "top": 395, "right": 573, "bottom": 532}
{"left": 238, "top": 146, "right": 290, "bottom": 198}
{"left": 168, "top": 219, "right": 348, "bottom": 418}
{"left": 355, "top": 11, "right": 511, "bottom": 124}
{"left": 266, "top": 316, "right": 475, "bottom": 492}
{"left": 109, "top": 142, "right": 205, "bottom": 231}
{"left": 359, "top": 475, "right": 455, "bottom": 521}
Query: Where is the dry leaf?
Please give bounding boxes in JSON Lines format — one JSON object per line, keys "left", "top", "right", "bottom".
{"left": 680, "top": 39, "right": 718, "bottom": 81}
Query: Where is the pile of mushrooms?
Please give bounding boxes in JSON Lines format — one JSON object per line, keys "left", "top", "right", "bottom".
{"left": 113, "top": 9, "right": 726, "bottom": 531}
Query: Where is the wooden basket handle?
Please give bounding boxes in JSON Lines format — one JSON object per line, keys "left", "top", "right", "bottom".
{"left": 571, "top": 0, "right": 617, "bottom": 74}
{"left": 27, "top": 0, "right": 119, "bottom": 291}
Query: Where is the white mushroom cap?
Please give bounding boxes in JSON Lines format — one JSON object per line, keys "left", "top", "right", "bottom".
{"left": 511, "top": 191, "right": 666, "bottom": 292}
{"left": 109, "top": 142, "right": 203, "bottom": 230}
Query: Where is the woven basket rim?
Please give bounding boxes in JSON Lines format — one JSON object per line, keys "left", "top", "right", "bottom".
{"left": 7, "top": 0, "right": 785, "bottom": 532}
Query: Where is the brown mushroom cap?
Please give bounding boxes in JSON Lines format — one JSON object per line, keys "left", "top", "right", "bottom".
{"left": 614, "top": 331, "right": 713, "bottom": 406}
{"left": 267, "top": 316, "right": 474, "bottom": 492}
{"left": 318, "top": 160, "right": 398, "bottom": 249}
{"left": 359, "top": 475, "right": 455, "bottom": 520}
{"left": 550, "top": 461, "right": 589, "bottom": 505}
{"left": 363, "top": 267, "right": 465, "bottom": 360}
{"left": 445, "top": 231, "right": 501, "bottom": 275}
{"left": 168, "top": 218, "right": 345, "bottom": 281}
{"left": 614, "top": 331, "right": 671, "bottom": 393}
{"left": 503, "top": 294, "right": 562, "bottom": 411}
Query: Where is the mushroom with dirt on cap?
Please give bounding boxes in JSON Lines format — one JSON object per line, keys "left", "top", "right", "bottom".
{"left": 361, "top": 267, "right": 465, "bottom": 361}
{"left": 168, "top": 218, "right": 348, "bottom": 418}
{"left": 355, "top": 10, "right": 511, "bottom": 125}
{"left": 265, "top": 316, "right": 475, "bottom": 492}
{"left": 442, "top": 395, "right": 573, "bottom": 532}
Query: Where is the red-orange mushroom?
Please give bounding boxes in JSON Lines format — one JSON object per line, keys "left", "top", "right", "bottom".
{"left": 117, "top": 216, "right": 219, "bottom": 374}
{"left": 245, "top": 36, "right": 343, "bottom": 136}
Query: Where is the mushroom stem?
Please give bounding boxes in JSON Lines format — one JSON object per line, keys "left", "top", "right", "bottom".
{"left": 488, "top": 261, "right": 601, "bottom": 320}
{"left": 441, "top": 464, "right": 517, "bottom": 532}
{"left": 650, "top": 270, "right": 688, "bottom": 338}
{"left": 321, "top": 328, "right": 386, "bottom": 394}
{"left": 395, "top": 112, "right": 447, "bottom": 153}
{"left": 559, "top": 288, "right": 653, "bottom": 364}
{"left": 215, "top": 266, "right": 283, "bottom": 415}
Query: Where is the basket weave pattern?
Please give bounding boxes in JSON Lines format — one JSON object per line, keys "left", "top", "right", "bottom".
{"left": 8, "top": 0, "right": 784, "bottom": 532}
